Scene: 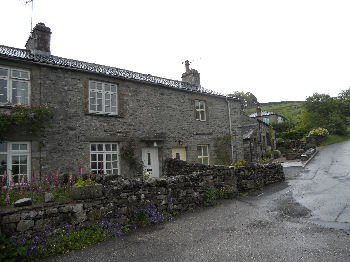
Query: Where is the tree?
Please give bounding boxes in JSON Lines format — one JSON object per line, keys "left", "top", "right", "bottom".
{"left": 300, "top": 93, "right": 347, "bottom": 135}
{"left": 338, "top": 88, "right": 350, "bottom": 116}
{"left": 230, "top": 91, "right": 259, "bottom": 108}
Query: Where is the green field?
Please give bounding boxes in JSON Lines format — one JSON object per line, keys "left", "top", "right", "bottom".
{"left": 244, "top": 102, "right": 305, "bottom": 122}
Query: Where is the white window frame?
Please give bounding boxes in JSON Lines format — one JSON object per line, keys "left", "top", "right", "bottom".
{"left": 90, "top": 143, "right": 120, "bottom": 175}
{"left": 89, "top": 80, "right": 118, "bottom": 115}
{"left": 0, "top": 66, "right": 31, "bottom": 106}
{"left": 195, "top": 100, "right": 206, "bottom": 121}
{"left": 197, "top": 144, "right": 209, "bottom": 165}
{"left": 0, "top": 142, "right": 31, "bottom": 185}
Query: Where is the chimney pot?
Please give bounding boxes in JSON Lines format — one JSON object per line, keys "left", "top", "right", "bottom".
{"left": 181, "top": 60, "right": 200, "bottom": 89}
{"left": 185, "top": 60, "right": 190, "bottom": 72}
{"left": 256, "top": 107, "right": 262, "bottom": 117}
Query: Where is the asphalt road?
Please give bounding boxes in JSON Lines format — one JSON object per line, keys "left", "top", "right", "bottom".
{"left": 49, "top": 140, "right": 350, "bottom": 262}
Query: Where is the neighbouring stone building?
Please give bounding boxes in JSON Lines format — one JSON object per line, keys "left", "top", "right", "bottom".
{"left": 242, "top": 114, "right": 275, "bottom": 162}
{"left": 0, "top": 23, "right": 246, "bottom": 183}
{"left": 249, "top": 107, "right": 285, "bottom": 124}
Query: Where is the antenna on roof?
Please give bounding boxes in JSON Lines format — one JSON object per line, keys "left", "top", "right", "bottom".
{"left": 22, "top": 0, "right": 34, "bottom": 31}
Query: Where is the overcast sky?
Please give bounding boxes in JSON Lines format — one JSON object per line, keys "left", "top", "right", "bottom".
{"left": 1, "top": 0, "right": 350, "bottom": 102}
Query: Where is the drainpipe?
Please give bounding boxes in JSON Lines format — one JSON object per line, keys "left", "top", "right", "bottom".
{"left": 39, "top": 66, "right": 42, "bottom": 181}
{"left": 226, "top": 97, "right": 235, "bottom": 163}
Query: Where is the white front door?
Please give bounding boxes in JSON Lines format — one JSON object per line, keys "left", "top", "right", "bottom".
{"left": 142, "top": 147, "right": 159, "bottom": 178}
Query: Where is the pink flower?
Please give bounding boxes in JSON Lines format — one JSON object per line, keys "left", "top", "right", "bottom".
{"left": 122, "top": 133, "right": 126, "bottom": 137}
{"left": 3, "top": 171, "right": 7, "bottom": 184}
{"left": 32, "top": 170, "right": 36, "bottom": 184}
{"left": 4, "top": 191, "right": 10, "bottom": 205}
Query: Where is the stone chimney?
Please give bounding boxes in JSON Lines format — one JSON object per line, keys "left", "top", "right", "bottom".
{"left": 25, "top": 23, "right": 52, "bottom": 56}
{"left": 181, "top": 60, "right": 200, "bottom": 88}
{"left": 256, "top": 107, "right": 262, "bottom": 117}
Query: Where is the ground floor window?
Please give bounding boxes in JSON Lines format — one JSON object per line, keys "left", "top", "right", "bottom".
{"left": 197, "top": 144, "right": 209, "bottom": 165}
{"left": 0, "top": 142, "right": 31, "bottom": 184}
{"left": 90, "top": 143, "right": 120, "bottom": 175}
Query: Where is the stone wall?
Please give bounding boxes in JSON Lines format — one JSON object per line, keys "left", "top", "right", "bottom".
{"left": 0, "top": 161, "right": 284, "bottom": 240}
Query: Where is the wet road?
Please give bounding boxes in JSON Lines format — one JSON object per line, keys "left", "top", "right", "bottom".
{"left": 290, "top": 139, "right": 350, "bottom": 230}
{"left": 49, "top": 141, "right": 350, "bottom": 262}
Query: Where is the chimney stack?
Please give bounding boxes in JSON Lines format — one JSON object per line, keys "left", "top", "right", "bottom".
{"left": 25, "top": 23, "right": 52, "bottom": 56}
{"left": 256, "top": 107, "right": 262, "bottom": 117}
{"left": 181, "top": 60, "right": 200, "bottom": 88}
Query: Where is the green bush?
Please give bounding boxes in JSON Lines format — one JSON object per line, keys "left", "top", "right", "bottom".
{"left": 305, "top": 143, "right": 316, "bottom": 150}
{"left": 74, "top": 176, "right": 96, "bottom": 187}
{"left": 0, "top": 234, "right": 27, "bottom": 261}
{"left": 277, "top": 146, "right": 286, "bottom": 153}
{"left": 264, "top": 151, "right": 273, "bottom": 158}
{"left": 308, "top": 127, "right": 329, "bottom": 137}
{"left": 273, "top": 150, "right": 281, "bottom": 158}
{"left": 204, "top": 188, "right": 227, "bottom": 206}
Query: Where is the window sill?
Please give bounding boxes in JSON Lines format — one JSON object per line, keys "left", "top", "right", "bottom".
{"left": 0, "top": 103, "right": 31, "bottom": 109}
{"left": 86, "top": 112, "right": 124, "bottom": 118}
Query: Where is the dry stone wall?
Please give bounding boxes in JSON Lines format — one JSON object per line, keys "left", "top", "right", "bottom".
{"left": 0, "top": 161, "right": 284, "bottom": 240}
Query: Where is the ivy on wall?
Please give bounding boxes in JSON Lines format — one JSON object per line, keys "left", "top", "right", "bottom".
{"left": 0, "top": 105, "right": 53, "bottom": 142}
{"left": 214, "top": 134, "right": 232, "bottom": 165}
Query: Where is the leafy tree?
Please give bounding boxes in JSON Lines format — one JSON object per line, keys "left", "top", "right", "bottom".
{"left": 338, "top": 88, "right": 350, "bottom": 116}
{"left": 230, "top": 91, "right": 259, "bottom": 108}
{"left": 300, "top": 93, "right": 347, "bottom": 135}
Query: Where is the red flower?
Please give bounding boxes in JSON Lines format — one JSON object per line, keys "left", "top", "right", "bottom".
{"left": 122, "top": 133, "right": 126, "bottom": 137}
{"left": 131, "top": 145, "right": 135, "bottom": 149}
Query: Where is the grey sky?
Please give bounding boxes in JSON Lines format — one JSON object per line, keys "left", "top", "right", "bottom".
{"left": 1, "top": 0, "right": 350, "bottom": 102}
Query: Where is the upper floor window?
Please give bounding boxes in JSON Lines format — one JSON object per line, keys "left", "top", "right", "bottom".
{"left": 195, "top": 100, "right": 206, "bottom": 121}
{"left": 0, "top": 142, "right": 31, "bottom": 184}
{"left": 0, "top": 66, "right": 30, "bottom": 105}
{"left": 197, "top": 144, "right": 209, "bottom": 165}
{"left": 263, "top": 117, "right": 269, "bottom": 124}
{"left": 89, "top": 80, "right": 118, "bottom": 115}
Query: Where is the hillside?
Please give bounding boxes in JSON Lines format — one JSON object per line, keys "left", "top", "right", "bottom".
{"left": 244, "top": 101, "right": 305, "bottom": 122}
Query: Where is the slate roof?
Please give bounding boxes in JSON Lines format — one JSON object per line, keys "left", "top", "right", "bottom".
{"left": 243, "top": 129, "right": 255, "bottom": 140}
{"left": 0, "top": 45, "right": 233, "bottom": 99}
{"left": 249, "top": 111, "right": 278, "bottom": 118}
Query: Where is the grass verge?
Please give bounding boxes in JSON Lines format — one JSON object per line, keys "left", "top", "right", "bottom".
{"left": 321, "top": 133, "right": 350, "bottom": 146}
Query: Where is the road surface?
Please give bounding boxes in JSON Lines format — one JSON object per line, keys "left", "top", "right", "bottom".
{"left": 49, "top": 140, "right": 350, "bottom": 262}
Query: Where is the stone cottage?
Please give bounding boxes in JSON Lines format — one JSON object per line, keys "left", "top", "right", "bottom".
{"left": 249, "top": 107, "right": 285, "bottom": 124}
{"left": 242, "top": 114, "right": 275, "bottom": 162}
{"left": 0, "top": 23, "right": 244, "bottom": 183}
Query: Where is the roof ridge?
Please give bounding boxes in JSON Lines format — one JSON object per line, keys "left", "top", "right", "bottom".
{"left": 0, "top": 45, "right": 234, "bottom": 99}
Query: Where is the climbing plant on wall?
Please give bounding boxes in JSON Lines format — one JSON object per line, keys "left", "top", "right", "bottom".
{"left": 214, "top": 134, "right": 232, "bottom": 165}
{"left": 120, "top": 137, "right": 144, "bottom": 174}
{"left": 0, "top": 104, "right": 53, "bottom": 142}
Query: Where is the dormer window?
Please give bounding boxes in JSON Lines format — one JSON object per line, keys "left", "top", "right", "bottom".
{"left": 0, "top": 66, "right": 30, "bottom": 105}
{"left": 89, "top": 80, "right": 118, "bottom": 115}
{"left": 195, "top": 100, "right": 206, "bottom": 121}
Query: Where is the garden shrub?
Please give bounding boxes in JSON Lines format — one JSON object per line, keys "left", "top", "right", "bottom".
{"left": 307, "top": 127, "right": 329, "bottom": 137}
{"left": 273, "top": 150, "right": 281, "bottom": 158}
{"left": 305, "top": 143, "right": 316, "bottom": 150}
{"left": 234, "top": 160, "right": 246, "bottom": 167}
{"left": 204, "top": 188, "right": 227, "bottom": 206}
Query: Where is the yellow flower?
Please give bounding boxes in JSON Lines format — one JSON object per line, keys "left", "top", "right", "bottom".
{"left": 2, "top": 245, "right": 5, "bottom": 249}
